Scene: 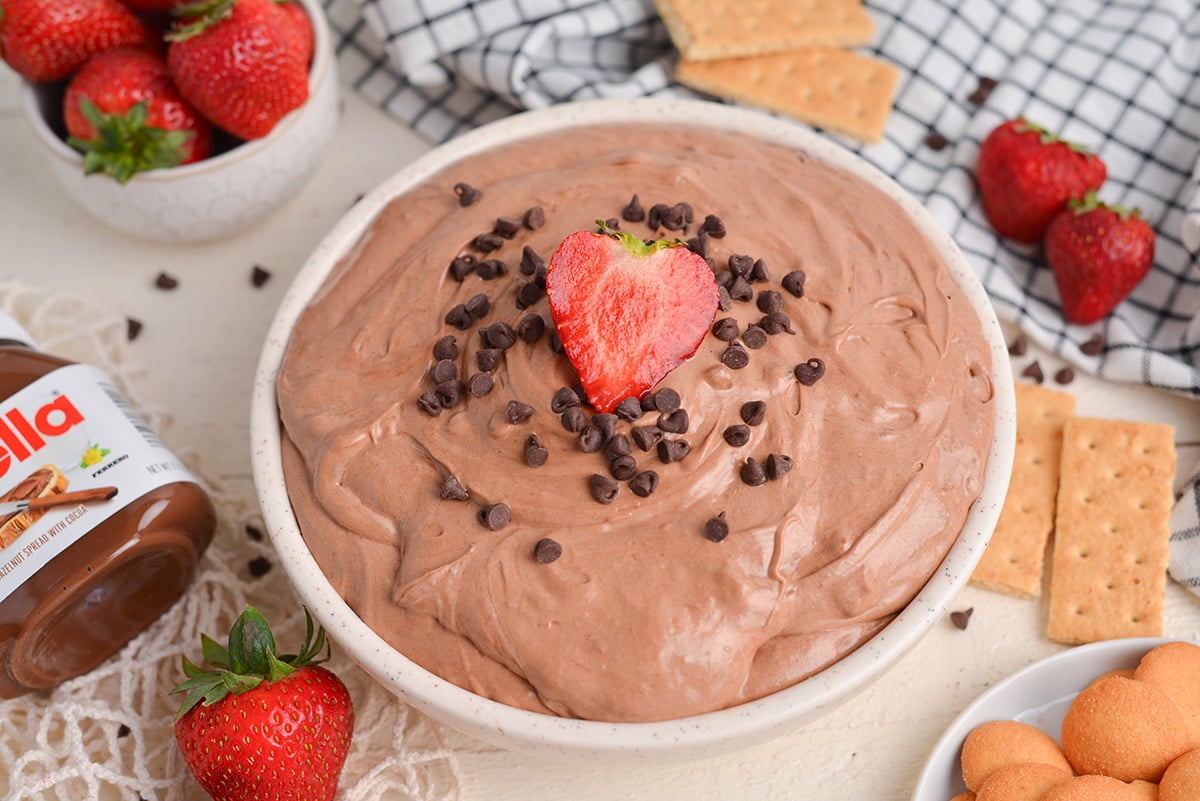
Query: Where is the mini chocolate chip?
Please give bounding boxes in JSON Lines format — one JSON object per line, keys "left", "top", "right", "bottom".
{"left": 687, "top": 232, "right": 710, "bottom": 257}
{"left": 465, "top": 293, "right": 491, "bottom": 318}
{"left": 728, "top": 276, "right": 753, "bottom": 302}
{"left": 454, "top": 182, "right": 482, "bottom": 206}
{"left": 506, "top": 400, "right": 534, "bottom": 424}
{"left": 924, "top": 130, "right": 949, "bottom": 151}
{"left": 520, "top": 245, "right": 544, "bottom": 276}
{"left": 699, "top": 214, "right": 726, "bottom": 238}
{"left": 476, "top": 258, "right": 507, "bottom": 280}
{"left": 436, "top": 379, "right": 465, "bottom": 408}
{"left": 578, "top": 425, "right": 604, "bottom": 453}
{"left": 781, "top": 270, "right": 807, "bottom": 298}
{"left": 657, "top": 409, "right": 689, "bottom": 434}
{"left": 968, "top": 76, "right": 998, "bottom": 105}
{"left": 622, "top": 194, "right": 646, "bottom": 222}
{"left": 479, "top": 503, "right": 511, "bottom": 530}
{"left": 714, "top": 269, "right": 734, "bottom": 289}
{"left": 615, "top": 397, "right": 644, "bottom": 421}
{"left": 604, "top": 217, "right": 621, "bottom": 231}
{"left": 760, "top": 311, "right": 794, "bottom": 335}
{"left": 631, "top": 425, "right": 663, "bottom": 451}
{"left": 609, "top": 454, "right": 638, "bottom": 480}
{"left": 468, "top": 372, "right": 494, "bottom": 397}
{"left": 251, "top": 265, "right": 271, "bottom": 288}
{"left": 592, "top": 413, "right": 618, "bottom": 441}
{"left": 677, "top": 202, "right": 694, "bottom": 224}
{"left": 604, "top": 434, "right": 632, "bottom": 460}
{"left": 590, "top": 474, "right": 619, "bottom": 504}
{"left": 756, "top": 290, "right": 783, "bottom": 314}
{"left": 245, "top": 524, "right": 264, "bottom": 542}
{"left": 482, "top": 322, "right": 516, "bottom": 349}
{"left": 740, "top": 458, "right": 767, "bottom": 486}
{"left": 1080, "top": 333, "right": 1105, "bottom": 355}
{"left": 717, "top": 285, "right": 731, "bottom": 311}
{"left": 117, "top": 724, "right": 131, "bottom": 738}
{"left": 549, "top": 331, "right": 565, "bottom": 354}
{"left": 1055, "top": 366, "right": 1075, "bottom": 385}
{"left": 433, "top": 335, "right": 459, "bottom": 360}
{"left": 474, "top": 232, "right": 504, "bottom": 252}
{"left": 640, "top": 395, "right": 657, "bottom": 412}
{"left": 494, "top": 216, "right": 522, "bottom": 239}
{"left": 534, "top": 537, "right": 563, "bottom": 562}
{"left": 1022, "top": 360, "right": 1044, "bottom": 384}
{"left": 652, "top": 388, "right": 681, "bottom": 413}
{"left": 449, "top": 254, "right": 477, "bottom": 281}
{"left": 704, "top": 512, "right": 729, "bottom": 542}
{"left": 647, "top": 202, "right": 669, "bottom": 230}
{"left": 656, "top": 438, "right": 691, "bottom": 464}
{"left": 439, "top": 475, "right": 470, "bottom": 501}
{"left": 525, "top": 434, "right": 549, "bottom": 467}
{"left": 444, "top": 304, "right": 472, "bottom": 330}
{"left": 154, "top": 272, "right": 178, "bottom": 290}
{"left": 728, "top": 255, "right": 754, "bottom": 278}
{"left": 1008, "top": 334, "right": 1028, "bottom": 356}
{"left": 950, "top": 607, "right": 973, "bottom": 630}
{"left": 560, "top": 406, "right": 587, "bottom": 432}
{"left": 661, "top": 203, "right": 689, "bottom": 231}
{"left": 629, "top": 470, "right": 659, "bottom": 497}
{"left": 794, "top": 358, "right": 825, "bottom": 386}
{"left": 552, "top": 386, "right": 580, "bottom": 412}
{"left": 748, "top": 259, "right": 770, "bottom": 283}
{"left": 476, "top": 348, "right": 502, "bottom": 372}
{"left": 417, "top": 391, "right": 442, "bottom": 417}
{"left": 431, "top": 358, "right": 458, "bottom": 384}
{"left": 765, "top": 453, "right": 793, "bottom": 480}
{"left": 518, "top": 313, "right": 546, "bottom": 343}
{"left": 126, "top": 317, "right": 143, "bottom": 341}
{"left": 712, "top": 317, "right": 740, "bottom": 341}
{"left": 742, "top": 325, "right": 768, "bottom": 350}
{"left": 523, "top": 206, "right": 545, "bottom": 230}
{"left": 248, "top": 556, "right": 272, "bottom": 577}
{"left": 740, "top": 401, "right": 766, "bottom": 426}
{"left": 572, "top": 383, "right": 589, "bottom": 405}
{"left": 723, "top": 424, "right": 751, "bottom": 447}
{"left": 515, "top": 281, "right": 543, "bottom": 310}
{"left": 721, "top": 343, "right": 749, "bottom": 370}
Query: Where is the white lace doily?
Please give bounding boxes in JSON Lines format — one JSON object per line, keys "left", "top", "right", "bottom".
{"left": 0, "top": 283, "right": 463, "bottom": 801}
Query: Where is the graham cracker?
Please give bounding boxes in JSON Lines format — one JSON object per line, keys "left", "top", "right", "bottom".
{"left": 654, "top": 0, "right": 875, "bottom": 60}
{"left": 1046, "top": 418, "right": 1176, "bottom": 645}
{"left": 675, "top": 49, "right": 899, "bottom": 143}
{"left": 970, "top": 383, "right": 1076, "bottom": 598}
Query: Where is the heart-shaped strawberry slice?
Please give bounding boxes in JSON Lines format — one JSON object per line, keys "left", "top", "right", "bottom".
{"left": 546, "top": 221, "right": 720, "bottom": 413}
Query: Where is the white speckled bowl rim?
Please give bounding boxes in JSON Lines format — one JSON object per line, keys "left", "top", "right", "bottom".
{"left": 251, "top": 98, "right": 1017, "bottom": 763}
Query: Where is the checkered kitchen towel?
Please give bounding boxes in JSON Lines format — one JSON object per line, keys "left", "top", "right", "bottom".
{"left": 321, "top": 0, "right": 1200, "bottom": 592}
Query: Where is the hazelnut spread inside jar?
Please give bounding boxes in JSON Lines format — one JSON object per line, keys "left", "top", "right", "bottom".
{"left": 0, "top": 313, "right": 215, "bottom": 697}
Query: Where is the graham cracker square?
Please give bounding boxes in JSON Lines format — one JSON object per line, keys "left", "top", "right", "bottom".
{"left": 655, "top": 0, "right": 875, "bottom": 60}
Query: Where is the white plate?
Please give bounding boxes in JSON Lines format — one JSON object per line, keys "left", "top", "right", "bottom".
{"left": 911, "top": 637, "right": 1182, "bottom": 800}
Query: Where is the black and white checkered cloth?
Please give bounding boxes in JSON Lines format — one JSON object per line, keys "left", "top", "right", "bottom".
{"left": 321, "top": 0, "right": 1200, "bottom": 593}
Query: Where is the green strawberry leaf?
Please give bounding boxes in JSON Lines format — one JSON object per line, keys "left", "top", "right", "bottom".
{"left": 67, "top": 98, "right": 193, "bottom": 184}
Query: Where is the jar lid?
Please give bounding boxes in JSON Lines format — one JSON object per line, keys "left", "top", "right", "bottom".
{"left": 0, "top": 311, "right": 36, "bottom": 348}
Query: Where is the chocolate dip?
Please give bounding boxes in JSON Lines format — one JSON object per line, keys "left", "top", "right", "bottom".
{"left": 276, "top": 124, "right": 995, "bottom": 722}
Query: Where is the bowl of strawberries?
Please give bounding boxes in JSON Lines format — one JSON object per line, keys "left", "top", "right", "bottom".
{"left": 7, "top": 0, "right": 338, "bottom": 243}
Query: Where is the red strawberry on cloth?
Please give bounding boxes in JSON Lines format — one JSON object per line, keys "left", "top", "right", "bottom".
{"left": 546, "top": 220, "right": 719, "bottom": 413}
{"left": 0, "top": 0, "right": 152, "bottom": 83}
{"left": 166, "top": 0, "right": 308, "bottom": 140}
{"left": 172, "top": 606, "right": 354, "bottom": 801}
{"left": 1045, "top": 192, "right": 1155, "bottom": 325}
{"left": 64, "top": 47, "right": 212, "bottom": 182}
{"left": 977, "top": 118, "right": 1107, "bottom": 244}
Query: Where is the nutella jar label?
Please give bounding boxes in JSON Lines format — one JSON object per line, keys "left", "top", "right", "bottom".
{"left": 0, "top": 364, "right": 202, "bottom": 603}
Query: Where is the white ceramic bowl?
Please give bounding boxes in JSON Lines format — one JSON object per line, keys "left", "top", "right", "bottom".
{"left": 20, "top": 0, "right": 338, "bottom": 244}
{"left": 250, "top": 98, "right": 1017, "bottom": 763}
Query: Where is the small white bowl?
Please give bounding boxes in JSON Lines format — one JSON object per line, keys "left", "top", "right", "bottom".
{"left": 251, "top": 98, "right": 1017, "bottom": 763}
{"left": 20, "top": 0, "right": 338, "bottom": 244}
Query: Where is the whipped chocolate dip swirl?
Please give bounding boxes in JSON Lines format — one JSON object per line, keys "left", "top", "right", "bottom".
{"left": 276, "top": 124, "right": 995, "bottom": 723}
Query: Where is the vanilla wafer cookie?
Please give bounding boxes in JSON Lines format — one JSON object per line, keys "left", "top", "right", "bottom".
{"left": 654, "top": 0, "right": 874, "bottom": 60}
{"left": 1046, "top": 418, "right": 1176, "bottom": 644}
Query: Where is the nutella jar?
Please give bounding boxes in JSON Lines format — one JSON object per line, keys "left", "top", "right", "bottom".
{"left": 0, "top": 313, "right": 215, "bottom": 697}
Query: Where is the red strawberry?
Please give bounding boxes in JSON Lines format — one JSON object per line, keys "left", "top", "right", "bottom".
{"left": 1044, "top": 193, "right": 1155, "bottom": 324}
{"left": 0, "top": 0, "right": 152, "bottom": 83}
{"left": 172, "top": 606, "right": 354, "bottom": 801}
{"left": 977, "top": 118, "right": 1107, "bottom": 243}
{"left": 546, "top": 220, "right": 719, "bottom": 413}
{"left": 273, "top": 0, "right": 312, "bottom": 65}
{"left": 166, "top": 0, "right": 308, "bottom": 140}
{"left": 120, "top": 0, "right": 191, "bottom": 12}
{"left": 64, "top": 47, "right": 212, "bottom": 181}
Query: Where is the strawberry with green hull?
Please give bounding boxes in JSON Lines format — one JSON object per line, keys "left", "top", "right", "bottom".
{"left": 977, "top": 118, "right": 1107, "bottom": 244}
{"left": 172, "top": 606, "right": 354, "bottom": 801}
{"left": 0, "top": 0, "right": 152, "bottom": 83}
{"left": 546, "top": 220, "right": 720, "bottom": 414}
{"left": 1045, "top": 192, "right": 1155, "bottom": 325}
{"left": 166, "top": 0, "right": 308, "bottom": 141}
{"left": 64, "top": 47, "right": 212, "bottom": 182}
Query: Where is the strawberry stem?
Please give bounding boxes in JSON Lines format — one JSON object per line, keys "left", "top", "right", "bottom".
{"left": 166, "top": 0, "right": 235, "bottom": 41}
{"left": 1067, "top": 190, "right": 1141, "bottom": 220}
{"left": 594, "top": 219, "right": 685, "bottom": 257}
{"left": 1015, "top": 116, "right": 1094, "bottom": 157}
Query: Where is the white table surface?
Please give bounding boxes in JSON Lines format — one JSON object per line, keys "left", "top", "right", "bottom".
{"left": 3, "top": 66, "right": 1199, "bottom": 801}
